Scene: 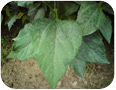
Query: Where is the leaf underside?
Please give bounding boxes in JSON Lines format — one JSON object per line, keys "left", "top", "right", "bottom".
{"left": 8, "top": 18, "right": 82, "bottom": 88}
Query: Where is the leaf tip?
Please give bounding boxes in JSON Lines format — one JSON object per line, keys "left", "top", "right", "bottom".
{"left": 106, "top": 61, "right": 110, "bottom": 64}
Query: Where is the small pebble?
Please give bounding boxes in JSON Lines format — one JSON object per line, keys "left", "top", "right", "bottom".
{"left": 72, "top": 81, "right": 78, "bottom": 87}
{"left": 58, "top": 81, "right": 61, "bottom": 86}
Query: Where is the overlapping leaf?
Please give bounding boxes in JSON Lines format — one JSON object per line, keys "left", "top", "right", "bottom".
{"left": 7, "top": 24, "right": 35, "bottom": 60}
{"left": 8, "top": 18, "right": 82, "bottom": 88}
{"left": 33, "top": 7, "right": 45, "bottom": 21}
{"left": 71, "top": 59, "right": 86, "bottom": 79}
{"left": 100, "top": 17, "right": 112, "bottom": 43}
{"left": 27, "top": 2, "right": 45, "bottom": 22}
{"left": 102, "top": 2, "right": 114, "bottom": 15}
{"left": 77, "top": 31, "right": 110, "bottom": 63}
{"left": 77, "top": 2, "right": 106, "bottom": 35}
{"left": 7, "top": 14, "right": 17, "bottom": 30}
{"left": 71, "top": 31, "right": 110, "bottom": 78}
{"left": 57, "top": 1, "right": 79, "bottom": 19}
{"left": 5, "top": 4, "right": 19, "bottom": 30}
{"left": 28, "top": 2, "right": 41, "bottom": 17}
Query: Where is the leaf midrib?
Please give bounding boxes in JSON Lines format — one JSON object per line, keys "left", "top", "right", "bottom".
{"left": 52, "top": 20, "right": 58, "bottom": 87}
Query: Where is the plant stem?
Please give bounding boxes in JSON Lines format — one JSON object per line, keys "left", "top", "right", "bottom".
{"left": 42, "top": 1, "right": 58, "bottom": 21}
{"left": 54, "top": 1, "right": 58, "bottom": 21}
{"left": 55, "top": 9, "right": 58, "bottom": 21}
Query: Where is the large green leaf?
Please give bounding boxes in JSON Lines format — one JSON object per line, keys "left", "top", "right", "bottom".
{"left": 8, "top": 18, "right": 82, "bottom": 88}
{"left": 71, "top": 31, "right": 110, "bottom": 79}
{"left": 77, "top": 2, "right": 106, "bottom": 35}
{"left": 31, "top": 19, "right": 82, "bottom": 88}
{"left": 100, "top": 17, "right": 112, "bottom": 43}
{"left": 75, "top": 31, "right": 110, "bottom": 64}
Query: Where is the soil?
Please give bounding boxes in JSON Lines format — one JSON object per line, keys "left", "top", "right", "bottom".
{"left": 1, "top": 38, "right": 114, "bottom": 89}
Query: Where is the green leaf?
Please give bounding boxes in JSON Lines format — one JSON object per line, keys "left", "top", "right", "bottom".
{"left": 102, "top": 2, "right": 114, "bottom": 15}
{"left": 5, "top": 4, "right": 19, "bottom": 29}
{"left": 33, "top": 7, "right": 45, "bottom": 21}
{"left": 71, "top": 59, "right": 86, "bottom": 79}
{"left": 58, "top": 1, "right": 79, "bottom": 19}
{"left": 31, "top": 19, "right": 82, "bottom": 88}
{"left": 4, "top": 2, "right": 19, "bottom": 26}
{"left": 7, "top": 24, "right": 35, "bottom": 60}
{"left": 8, "top": 18, "right": 82, "bottom": 88}
{"left": 77, "top": 2, "right": 106, "bottom": 35}
{"left": 28, "top": 2, "right": 41, "bottom": 17}
{"left": 16, "top": 1, "right": 33, "bottom": 7}
{"left": 7, "top": 14, "right": 17, "bottom": 30}
{"left": 27, "top": 2, "right": 41, "bottom": 22}
{"left": 75, "top": 31, "right": 110, "bottom": 64}
{"left": 71, "top": 31, "right": 110, "bottom": 79}
{"left": 100, "top": 17, "right": 112, "bottom": 43}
